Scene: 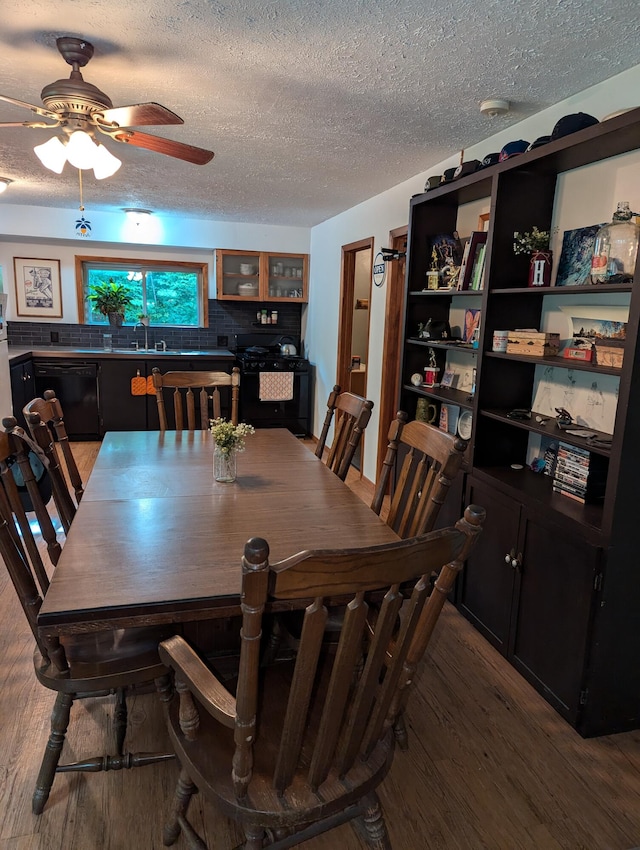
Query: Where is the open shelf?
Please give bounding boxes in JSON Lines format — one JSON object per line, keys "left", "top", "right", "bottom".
{"left": 479, "top": 408, "right": 612, "bottom": 457}
{"left": 403, "top": 383, "right": 474, "bottom": 410}
{"left": 483, "top": 350, "right": 623, "bottom": 377}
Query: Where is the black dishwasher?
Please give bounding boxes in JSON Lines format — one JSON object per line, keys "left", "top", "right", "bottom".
{"left": 33, "top": 361, "right": 101, "bottom": 440}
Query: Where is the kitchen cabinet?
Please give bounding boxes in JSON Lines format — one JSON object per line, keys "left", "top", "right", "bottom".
{"left": 9, "top": 358, "right": 35, "bottom": 428}
{"left": 99, "top": 359, "right": 148, "bottom": 432}
{"left": 216, "top": 249, "right": 308, "bottom": 303}
{"left": 400, "top": 106, "right": 640, "bottom": 735}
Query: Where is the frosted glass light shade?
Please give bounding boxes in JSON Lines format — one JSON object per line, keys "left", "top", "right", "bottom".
{"left": 34, "top": 136, "right": 68, "bottom": 173}
{"left": 93, "top": 143, "right": 122, "bottom": 179}
{"left": 65, "top": 131, "right": 98, "bottom": 169}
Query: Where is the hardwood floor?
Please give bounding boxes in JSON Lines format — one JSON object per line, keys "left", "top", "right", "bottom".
{"left": 1, "top": 439, "right": 639, "bottom": 849}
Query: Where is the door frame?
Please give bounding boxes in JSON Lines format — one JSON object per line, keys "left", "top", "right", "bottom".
{"left": 375, "top": 226, "right": 408, "bottom": 479}
{"left": 336, "top": 237, "right": 374, "bottom": 396}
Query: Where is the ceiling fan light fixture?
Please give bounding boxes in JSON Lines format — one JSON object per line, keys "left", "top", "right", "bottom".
{"left": 65, "top": 130, "right": 99, "bottom": 169}
{"left": 34, "top": 135, "right": 68, "bottom": 173}
{"left": 93, "top": 143, "right": 122, "bottom": 179}
{"left": 0, "top": 178, "right": 12, "bottom": 193}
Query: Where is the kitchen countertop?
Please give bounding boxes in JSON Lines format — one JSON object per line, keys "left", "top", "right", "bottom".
{"left": 8, "top": 346, "right": 234, "bottom": 363}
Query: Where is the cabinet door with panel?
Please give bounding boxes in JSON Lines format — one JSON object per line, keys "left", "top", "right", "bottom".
{"left": 510, "top": 512, "right": 600, "bottom": 724}
{"left": 9, "top": 358, "right": 36, "bottom": 429}
{"left": 216, "top": 249, "right": 308, "bottom": 303}
{"left": 99, "top": 359, "right": 148, "bottom": 432}
{"left": 458, "top": 478, "right": 521, "bottom": 653}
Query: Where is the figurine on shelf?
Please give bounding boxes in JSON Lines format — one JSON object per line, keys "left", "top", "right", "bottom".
{"left": 555, "top": 407, "right": 573, "bottom": 429}
{"left": 425, "top": 248, "right": 439, "bottom": 290}
{"left": 424, "top": 348, "right": 440, "bottom": 387}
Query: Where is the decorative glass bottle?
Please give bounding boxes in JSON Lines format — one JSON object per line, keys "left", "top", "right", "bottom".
{"left": 590, "top": 201, "right": 640, "bottom": 284}
{"left": 213, "top": 445, "right": 237, "bottom": 483}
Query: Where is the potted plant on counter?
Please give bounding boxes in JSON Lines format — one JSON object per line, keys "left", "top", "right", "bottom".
{"left": 88, "top": 279, "right": 133, "bottom": 326}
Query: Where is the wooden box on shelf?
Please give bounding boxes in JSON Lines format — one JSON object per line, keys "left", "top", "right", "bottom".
{"left": 594, "top": 339, "right": 624, "bottom": 368}
{"left": 506, "top": 331, "right": 560, "bottom": 357}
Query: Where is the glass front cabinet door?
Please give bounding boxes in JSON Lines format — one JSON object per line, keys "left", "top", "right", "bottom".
{"left": 216, "top": 250, "right": 262, "bottom": 300}
{"left": 264, "top": 252, "right": 308, "bottom": 302}
{"left": 216, "top": 250, "right": 309, "bottom": 302}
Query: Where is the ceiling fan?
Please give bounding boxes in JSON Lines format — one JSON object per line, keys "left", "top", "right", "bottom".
{"left": 0, "top": 36, "right": 214, "bottom": 176}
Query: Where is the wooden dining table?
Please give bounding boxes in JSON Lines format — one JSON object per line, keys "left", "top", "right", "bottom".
{"left": 38, "top": 429, "right": 399, "bottom": 637}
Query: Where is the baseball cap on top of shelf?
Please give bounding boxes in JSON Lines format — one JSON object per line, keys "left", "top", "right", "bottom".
{"left": 550, "top": 112, "right": 599, "bottom": 140}
{"left": 424, "top": 175, "right": 442, "bottom": 191}
{"left": 499, "top": 140, "right": 530, "bottom": 161}
{"left": 441, "top": 167, "right": 457, "bottom": 184}
{"left": 479, "top": 152, "right": 500, "bottom": 169}
{"left": 527, "top": 135, "right": 551, "bottom": 151}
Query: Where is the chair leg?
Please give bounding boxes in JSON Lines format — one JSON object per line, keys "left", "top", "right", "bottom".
{"left": 114, "top": 687, "right": 127, "bottom": 755}
{"left": 242, "top": 825, "right": 267, "bottom": 849}
{"left": 393, "top": 713, "right": 409, "bottom": 750}
{"left": 352, "top": 792, "right": 391, "bottom": 850}
{"left": 164, "top": 767, "right": 199, "bottom": 847}
{"left": 33, "top": 692, "right": 73, "bottom": 814}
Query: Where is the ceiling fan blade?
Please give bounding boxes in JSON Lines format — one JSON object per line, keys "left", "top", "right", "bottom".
{"left": 0, "top": 93, "right": 59, "bottom": 120}
{"left": 0, "top": 120, "right": 58, "bottom": 129}
{"left": 97, "top": 102, "right": 184, "bottom": 128}
{"left": 113, "top": 129, "right": 214, "bottom": 165}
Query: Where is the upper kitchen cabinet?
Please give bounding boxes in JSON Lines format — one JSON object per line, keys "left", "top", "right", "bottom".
{"left": 216, "top": 249, "right": 308, "bottom": 303}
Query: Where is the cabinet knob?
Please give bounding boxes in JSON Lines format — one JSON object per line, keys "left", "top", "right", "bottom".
{"left": 504, "top": 552, "right": 511, "bottom": 564}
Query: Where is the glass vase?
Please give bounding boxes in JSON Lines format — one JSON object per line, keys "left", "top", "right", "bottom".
{"left": 590, "top": 201, "right": 640, "bottom": 284}
{"left": 213, "top": 446, "right": 237, "bottom": 483}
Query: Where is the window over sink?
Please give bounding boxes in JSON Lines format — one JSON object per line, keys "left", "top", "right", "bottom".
{"left": 75, "top": 255, "right": 208, "bottom": 327}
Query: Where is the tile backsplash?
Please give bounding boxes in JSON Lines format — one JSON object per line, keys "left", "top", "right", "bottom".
{"left": 7, "top": 300, "right": 302, "bottom": 351}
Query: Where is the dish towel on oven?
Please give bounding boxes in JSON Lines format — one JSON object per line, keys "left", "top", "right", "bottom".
{"left": 259, "top": 371, "right": 294, "bottom": 402}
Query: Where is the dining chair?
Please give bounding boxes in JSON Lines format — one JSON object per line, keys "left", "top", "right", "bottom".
{"left": 0, "top": 425, "right": 175, "bottom": 815}
{"left": 22, "top": 391, "right": 84, "bottom": 532}
{"left": 152, "top": 366, "right": 240, "bottom": 430}
{"left": 157, "top": 505, "right": 484, "bottom": 849}
{"left": 315, "top": 384, "right": 374, "bottom": 480}
{"left": 372, "top": 413, "right": 469, "bottom": 536}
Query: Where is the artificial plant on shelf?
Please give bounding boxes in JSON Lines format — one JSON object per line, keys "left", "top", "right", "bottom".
{"left": 512, "top": 226, "right": 553, "bottom": 254}
{"left": 88, "top": 279, "right": 134, "bottom": 326}
{"left": 513, "top": 226, "right": 557, "bottom": 287}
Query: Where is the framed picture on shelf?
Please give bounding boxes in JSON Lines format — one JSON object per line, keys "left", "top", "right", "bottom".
{"left": 13, "top": 257, "right": 62, "bottom": 318}
{"left": 555, "top": 224, "right": 605, "bottom": 286}
{"left": 463, "top": 308, "right": 481, "bottom": 343}
{"left": 440, "top": 369, "right": 458, "bottom": 388}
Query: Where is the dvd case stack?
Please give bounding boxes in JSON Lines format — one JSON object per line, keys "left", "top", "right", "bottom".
{"left": 552, "top": 442, "right": 607, "bottom": 504}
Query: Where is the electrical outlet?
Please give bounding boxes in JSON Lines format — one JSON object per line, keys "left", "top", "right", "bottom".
{"left": 217, "top": 335, "right": 229, "bottom": 347}
{"left": 50, "top": 331, "right": 59, "bottom": 343}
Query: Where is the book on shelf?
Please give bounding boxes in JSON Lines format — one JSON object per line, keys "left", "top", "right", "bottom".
{"left": 458, "top": 231, "right": 487, "bottom": 291}
{"left": 469, "top": 243, "right": 487, "bottom": 290}
{"left": 553, "top": 442, "right": 607, "bottom": 503}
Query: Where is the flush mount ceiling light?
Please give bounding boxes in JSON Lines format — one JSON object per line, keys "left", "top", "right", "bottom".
{"left": 480, "top": 98, "right": 510, "bottom": 118}
{"left": 34, "top": 130, "right": 122, "bottom": 179}
{"left": 0, "top": 177, "right": 12, "bottom": 193}
{"left": 123, "top": 208, "right": 152, "bottom": 224}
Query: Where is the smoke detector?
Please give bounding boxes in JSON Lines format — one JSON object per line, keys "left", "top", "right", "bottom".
{"left": 480, "top": 98, "right": 510, "bottom": 117}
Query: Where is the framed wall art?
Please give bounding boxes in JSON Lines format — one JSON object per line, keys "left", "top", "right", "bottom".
{"left": 13, "top": 257, "right": 62, "bottom": 318}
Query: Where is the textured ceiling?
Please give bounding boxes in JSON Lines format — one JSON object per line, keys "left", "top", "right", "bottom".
{"left": 0, "top": 0, "right": 639, "bottom": 228}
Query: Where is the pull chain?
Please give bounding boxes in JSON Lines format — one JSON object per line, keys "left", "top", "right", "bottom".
{"left": 78, "top": 168, "right": 84, "bottom": 212}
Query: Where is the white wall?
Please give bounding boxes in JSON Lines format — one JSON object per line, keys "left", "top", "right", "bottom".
{"left": 0, "top": 210, "right": 310, "bottom": 321}
{"left": 307, "top": 63, "right": 640, "bottom": 483}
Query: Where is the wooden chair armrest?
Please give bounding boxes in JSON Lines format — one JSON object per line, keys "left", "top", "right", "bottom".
{"left": 159, "top": 635, "right": 236, "bottom": 728}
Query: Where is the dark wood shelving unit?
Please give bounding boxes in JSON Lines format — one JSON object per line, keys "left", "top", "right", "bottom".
{"left": 399, "top": 105, "right": 640, "bottom": 737}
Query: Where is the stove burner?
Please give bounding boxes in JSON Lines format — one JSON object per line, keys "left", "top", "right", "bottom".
{"left": 245, "top": 345, "right": 269, "bottom": 354}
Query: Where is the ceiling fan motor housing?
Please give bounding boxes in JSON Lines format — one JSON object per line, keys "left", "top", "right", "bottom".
{"left": 41, "top": 76, "right": 113, "bottom": 117}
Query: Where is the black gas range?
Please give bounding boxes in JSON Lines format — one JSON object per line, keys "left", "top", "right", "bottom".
{"left": 232, "top": 333, "right": 310, "bottom": 436}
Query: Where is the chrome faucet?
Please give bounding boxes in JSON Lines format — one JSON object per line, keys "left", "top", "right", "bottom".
{"left": 136, "top": 321, "right": 149, "bottom": 352}
{"left": 156, "top": 339, "right": 167, "bottom": 352}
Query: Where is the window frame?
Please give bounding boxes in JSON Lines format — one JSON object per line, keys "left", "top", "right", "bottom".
{"left": 75, "top": 255, "right": 209, "bottom": 327}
